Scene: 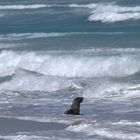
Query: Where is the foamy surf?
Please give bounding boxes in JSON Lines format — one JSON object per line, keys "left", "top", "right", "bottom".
{"left": 0, "top": 68, "right": 79, "bottom": 92}
{"left": 0, "top": 50, "right": 140, "bottom": 101}
{"left": 66, "top": 123, "right": 140, "bottom": 140}
{"left": 0, "top": 50, "right": 140, "bottom": 77}
{"left": 70, "top": 3, "right": 140, "bottom": 22}
{"left": 0, "top": 0, "right": 140, "bottom": 140}
{"left": 112, "top": 120, "right": 140, "bottom": 126}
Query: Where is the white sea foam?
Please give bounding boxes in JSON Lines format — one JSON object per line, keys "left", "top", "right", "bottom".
{"left": 0, "top": 4, "right": 48, "bottom": 10}
{"left": 89, "top": 12, "right": 140, "bottom": 23}
{"left": 112, "top": 120, "right": 140, "bottom": 126}
{"left": 0, "top": 135, "right": 50, "bottom": 140}
{"left": 0, "top": 135, "right": 72, "bottom": 140}
{"left": 0, "top": 68, "right": 77, "bottom": 92}
{"left": 0, "top": 32, "right": 124, "bottom": 41}
{"left": 70, "top": 3, "right": 140, "bottom": 22}
{"left": 0, "top": 115, "right": 68, "bottom": 126}
{"left": 0, "top": 32, "right": 70, "bottom": 41}
{"left": 0, "top": 50, "right": 140, "bottom": 78}
{"left": 121, "top": 86, "right": 140, "bottom": 99}
{"left": 33, "top": 54, "right": 140, "bottom": 78}
{"left": 66, "top": 123, "right": 140, "bottom": 139}
{"left": 69, "top": 3, "right": 97, "bottom": 9}
{"left": 84, "top": 81, "right": 140, "bottom": 100}
{"left": 0, "top": 50, "right": 140, "bottom": 95}
{"left": 84, "top": 81, "right": 128, "bottom": 99}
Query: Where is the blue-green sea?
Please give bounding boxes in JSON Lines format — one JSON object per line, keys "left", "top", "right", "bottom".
{"left": 0, "top": 0, "right": 140, "bottom": 139}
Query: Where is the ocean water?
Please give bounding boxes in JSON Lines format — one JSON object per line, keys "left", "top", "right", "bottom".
{"left": 0, "top": 0, "right": 140, "bottom": 139}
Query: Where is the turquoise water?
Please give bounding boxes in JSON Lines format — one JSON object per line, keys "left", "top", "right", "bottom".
{"left": 0, "top": 0, "right": 140, "bottom": 139}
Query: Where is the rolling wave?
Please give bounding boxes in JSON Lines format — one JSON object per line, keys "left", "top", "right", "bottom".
{"left": 0, "top": 50, "right": 140, "bottom": 99}
{"left": 0, "top": 50, "right": 140, "bottom": 96}
{"left": 70, "top": 3, "right": 140, "bottom": 23}
{"left": 0, "top": 50, "right": 140, "bottom": 78}
{"left": 0, "top": 67, "right": 79, "bottom": 92}
{"left": 1, "top": 3, "right": 140, "bottom": 23}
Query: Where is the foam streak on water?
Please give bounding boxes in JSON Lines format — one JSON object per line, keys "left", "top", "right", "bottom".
{"left": 0, "top": 4, "right": 48, "bottom": 10}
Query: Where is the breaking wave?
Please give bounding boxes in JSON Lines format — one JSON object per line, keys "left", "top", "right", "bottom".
{"left": 70, "top": 3, "right": 140, "bottom": 23}
{"left": 0, "top": 50, "right": 140, "bottom": 95}
{"left": 0, "top": 50, "right": 140, "bottom": 78}
{"left": 1, "top": 3, "right": 140, "bottom": 22}
{"left": 0, "top": 68, "right": 77, "bottom": 92}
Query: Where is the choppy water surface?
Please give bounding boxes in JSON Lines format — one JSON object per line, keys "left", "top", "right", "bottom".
{"left": 0, "top": 0, "right": 140, "bottom": 139}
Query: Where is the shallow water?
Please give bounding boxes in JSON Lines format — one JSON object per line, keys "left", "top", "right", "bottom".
{"left": 0, "top": 0, "right": 140, "bottom": 139}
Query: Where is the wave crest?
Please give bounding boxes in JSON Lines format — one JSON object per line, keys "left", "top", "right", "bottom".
{"left": 0, "top": 50, "right": 140, "bottom": 78}
{"left": 70, "top": 3, "right": 140, "bottom": 23}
